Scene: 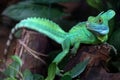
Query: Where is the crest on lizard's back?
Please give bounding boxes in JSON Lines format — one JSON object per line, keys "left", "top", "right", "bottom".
{"left": 16, "top": 17, "right": 66, "bottom": 33}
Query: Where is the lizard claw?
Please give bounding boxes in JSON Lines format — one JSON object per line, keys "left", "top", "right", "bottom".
{"left": 70, "top": 48, "right": 77, "bottom": 54}
{"left": 104, "top": 42, "right": 117, "bottom": 55}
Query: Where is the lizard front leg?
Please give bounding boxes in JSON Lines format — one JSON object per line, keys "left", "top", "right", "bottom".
{"left": 71, "top": 41, "right": 80, "bottom": 54}
{"left": 52, "top": 37, "right": 71, "bottom": 75}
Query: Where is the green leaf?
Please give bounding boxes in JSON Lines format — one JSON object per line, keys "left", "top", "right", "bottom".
{"left": 109, "top": 29, "right": 120, "bottom": 53}
{"left": 112, "top": 61, "right": 120, "bottom": 71}
{"left": 4, "top": 77, "right": 17, "bottom": 80}
{"left": 11, "top": 55, "right": 22, "bottom": 66}
{"left": 33, "top": 74, "right": 44, "bottom": 80}
{"left": 23, "top": 69, "right": 33, "bottom": 80}
{"left": 64, "top": 57, "right": 89, "bottom": 78}
{"left": 3, "top": 62, "right": 21, "bottom": 77}
{"left": 86, "top": 0, "right": 104, "bottom": 11}
{"left": 3, "top": 55, "right": 22, "bottom": 78}
{"left": 61, "top": 75, "right": 72, "bottom": 80}
{"left": 2, "top": 1, "right": 65, "bottom": 20}
{"left": 45, "top": 63, "right": 57, "bottom": 80}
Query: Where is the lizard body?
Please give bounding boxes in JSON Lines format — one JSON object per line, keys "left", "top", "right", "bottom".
{"left": 4, "top": 10, "right": 115, "bottom": 79}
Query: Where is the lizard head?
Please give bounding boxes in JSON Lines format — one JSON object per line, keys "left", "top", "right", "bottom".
{"left": 86, "top": 10, "right": 115, "bottom": 42}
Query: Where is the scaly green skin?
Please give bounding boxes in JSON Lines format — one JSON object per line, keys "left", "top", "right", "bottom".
{"left": 5, "top": 10, "right": 115, "bottom": 79}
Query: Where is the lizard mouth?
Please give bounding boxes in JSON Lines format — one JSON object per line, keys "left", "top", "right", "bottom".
{"left": 86, "top": 22, "right": 109, "bottom": 35}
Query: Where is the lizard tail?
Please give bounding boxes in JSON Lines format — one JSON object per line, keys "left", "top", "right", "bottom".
{"left": 15, "top": 17, "right": 66, "bottom": 43}
{"left": 4, "top": 27, "right": 15, "bottom": 55}
{"left": 4, "top": 17, "right": 66, "bottom": 55}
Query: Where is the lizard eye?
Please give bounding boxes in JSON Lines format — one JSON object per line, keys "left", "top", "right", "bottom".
{"left": 98, "top": 18, "right": 103, "bottom": 24}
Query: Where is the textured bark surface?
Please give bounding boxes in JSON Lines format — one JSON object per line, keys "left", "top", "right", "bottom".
{"left": 15, "top": 29, "right": 49, "bottom": 74}
{"left": 64, "top": 44, "right": 120, "bottom": 80}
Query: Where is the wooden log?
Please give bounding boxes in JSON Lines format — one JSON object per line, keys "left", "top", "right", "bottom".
{"left": 7, "top": 29, "right": 49, "bottom": 75}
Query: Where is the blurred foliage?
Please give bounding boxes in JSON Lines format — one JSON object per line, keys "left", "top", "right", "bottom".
{"left": 3, "top": 55, "right": 22, "bottom": 78}
{"left": 2, "top": 0, "right": 81, "bottom": 21}
{"left": 86, "top": 0, "right": 104, "bottom": 11}
{"left": 109, "top": 29, "right": 120, "bottom": 53}
{"left": 2, "top": 0, "right": 82, "bottom": 31}
{"left": 64, "top": 57, "right": 89, "bottom": 78}
{"left": 22, "top": 0, "right": 80, "bottom": 3}
{"left": 61, "top": 75, "right": 72, "bottom": 80}
{"left": 3, "top": 55, "right": 89, "bottom": 80}
{"left": 2, "top": 1, "right": 65, "bottom": 20}
{"left": 3, "top": 55, "right": 44, "bottom": 80}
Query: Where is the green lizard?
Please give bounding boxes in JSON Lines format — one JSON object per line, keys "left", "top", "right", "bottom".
{"left": 4, "top": 10, "right": 115, "bottom": 79}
